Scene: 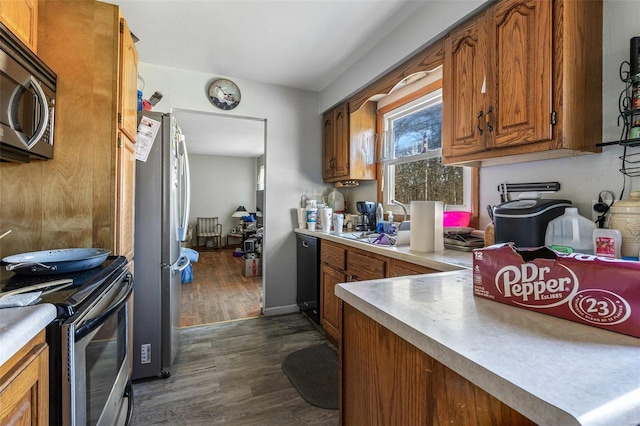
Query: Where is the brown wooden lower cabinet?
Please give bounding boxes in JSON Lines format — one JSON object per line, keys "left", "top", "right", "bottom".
{"left": 388, "top": 258, "right": 439, "bottom": 277}
{"left": 0, "top": 330, "right": 49, "bottom": 425}
{"left": 321, "top": 262, "right": 346, "bottom": 344}
{"left": 320, "top": 239, "right": 440, "bottom": 345}
{"left": 340, "top": 303, "right": 535, "bottom": 425}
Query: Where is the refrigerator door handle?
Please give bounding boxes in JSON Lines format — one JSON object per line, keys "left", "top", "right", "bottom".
{"left": 171, "top": 254, "right": 191, "bottom": 275}
{"left": 177, "top": 133, "right": 191, "bottom": 242}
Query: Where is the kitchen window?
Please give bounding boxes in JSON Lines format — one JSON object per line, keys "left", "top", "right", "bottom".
{"left": 379, "top": 79, "right": 472, "bottom": 215}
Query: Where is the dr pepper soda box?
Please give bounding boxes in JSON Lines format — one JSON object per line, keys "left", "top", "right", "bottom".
{"left": 472, "top": 244, "right": 640, "bottom": 338}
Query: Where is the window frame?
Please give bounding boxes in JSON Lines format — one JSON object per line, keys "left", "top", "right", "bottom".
{"left": 376, "top": 80, "right": 479, "bottom": 227}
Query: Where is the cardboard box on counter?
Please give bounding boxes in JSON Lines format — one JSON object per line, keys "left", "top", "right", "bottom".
{"left": 472, "top": 244, "right": 640, "bottom": 338}
{"left": 243, "top": 257, "right": 261, "bottom": 277}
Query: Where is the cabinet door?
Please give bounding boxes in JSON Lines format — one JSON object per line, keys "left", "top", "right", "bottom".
{"left": 0, "top": 334, "right": 48, "bottom": 425}
{"left": 118, "top": 17, "right": 139, "bottom": 142}
{"left": 485, "top": 0, "right": 552, "bottom": 149}
{"left": 115, "top": 132, "right": 136, "bottom": 260}
{"left": 333, "top": 104, "right": 350, "bottom": 179}
{"left": 321, "top": 264, "right": 346, "bottom": 343}
{"left": 348, "top": 101, "right": 377, "bottom": 180}
{"left": 442, "top": 15, "right": 487, "bottom": 157}
{"left": 342, "top": 303, "right": 432, "bottom": 425}
{"left": 322, "top": 111, "right": 335, "bottom": 180}
{"left": 0, "top": 0, "right": 37, "bottom": 51}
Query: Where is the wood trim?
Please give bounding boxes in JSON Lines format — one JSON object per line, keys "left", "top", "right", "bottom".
{"left": 377, "top": 80, "right": 443, "bottom": 116}
{"left": 349, "top": 39, "right": 445, "bottom": 113}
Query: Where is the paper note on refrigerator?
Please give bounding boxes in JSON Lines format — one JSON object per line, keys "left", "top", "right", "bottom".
{"left": 135, "top": 116, "right": 161, "bottom": 162}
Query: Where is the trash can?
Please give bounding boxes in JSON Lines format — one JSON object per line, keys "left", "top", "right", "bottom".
{"left": 180, "top": 247, "right": 200, "bottom": 283}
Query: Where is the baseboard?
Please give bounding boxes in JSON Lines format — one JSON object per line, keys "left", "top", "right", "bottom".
{"left": 263, "top": 304, "right": 299, "bottom": 317}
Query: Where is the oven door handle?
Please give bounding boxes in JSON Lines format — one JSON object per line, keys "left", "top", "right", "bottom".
{"left": 75, "top": 274, "right": 133, "bottom": 341}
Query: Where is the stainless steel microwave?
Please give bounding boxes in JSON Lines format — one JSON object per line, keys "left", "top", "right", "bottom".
{"left": 0, "top": 23, "right": 56, "bottom": 163}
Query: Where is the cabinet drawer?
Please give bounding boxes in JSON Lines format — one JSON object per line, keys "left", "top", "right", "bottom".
{"left": 388, "top": 259, "right": 438, "bottom": 277}
{"left": 322, "top": 241, "right": 346, "bottom": 270}
{"left": 348, "top": 251, "right": 385, "bottom": 280}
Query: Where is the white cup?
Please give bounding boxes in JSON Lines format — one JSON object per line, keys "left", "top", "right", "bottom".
{"left": 320, "top": 207, "right": 332, "bottom": 232}
{"left": 297, "top": 207, "right": 307, "bottom": 229}
{"left": 332, "top": 213, "right": 344, "bottom": 233}
{"left": 307, "top": 222, "right": 316, "bottom": 231}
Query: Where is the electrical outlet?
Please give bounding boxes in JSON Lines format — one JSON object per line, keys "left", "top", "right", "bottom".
{"left": 592, "top": 199, "right": 610, "bottom": 227}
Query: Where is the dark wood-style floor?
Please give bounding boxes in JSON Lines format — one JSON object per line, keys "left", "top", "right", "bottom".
{"left": 181, "top": 248, "right": 263, "bottom": 327}
{"left": 131, "top": 313, "right": 339, "bottom": 425}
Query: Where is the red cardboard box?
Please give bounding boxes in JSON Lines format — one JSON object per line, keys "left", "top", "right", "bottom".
{"left": 472, "top": 244, "right": 640, "bottom": 338}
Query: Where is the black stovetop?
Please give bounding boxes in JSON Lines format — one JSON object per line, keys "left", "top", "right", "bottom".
{"left": 0, "top": 255, "right": 128, "bottom": 319}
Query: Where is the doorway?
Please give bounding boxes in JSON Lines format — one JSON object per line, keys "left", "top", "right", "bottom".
{"left": 172, "top": 108, "right": 266, "bottom": 327}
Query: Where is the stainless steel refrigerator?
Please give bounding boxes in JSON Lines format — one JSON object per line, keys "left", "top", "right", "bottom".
{"left": 132, "top": 110, "right": 191, "bottom": 380}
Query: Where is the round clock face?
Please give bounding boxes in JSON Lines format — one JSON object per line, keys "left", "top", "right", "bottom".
{"left": 208, "top": 79, "right": 241, "bottom": 110}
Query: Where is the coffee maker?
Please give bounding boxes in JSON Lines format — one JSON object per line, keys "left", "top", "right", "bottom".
{"left": 356, "top": 201, "right": 376, "bottom": 231}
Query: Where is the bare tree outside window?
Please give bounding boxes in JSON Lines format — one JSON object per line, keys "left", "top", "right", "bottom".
{"left": 386, "top": 94, "right": 464, "bottom": 207}
{"left": 394, "top": 158, "right": 463, "bottom": 205}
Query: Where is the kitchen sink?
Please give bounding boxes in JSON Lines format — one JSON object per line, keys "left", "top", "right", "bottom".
{"left": 338, "top": 232, "right": 396, "bottom": 246}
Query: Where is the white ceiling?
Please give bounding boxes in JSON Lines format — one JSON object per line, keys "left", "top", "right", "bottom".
{"left": 107, "top": 0, "right": 421, "bottom": 157}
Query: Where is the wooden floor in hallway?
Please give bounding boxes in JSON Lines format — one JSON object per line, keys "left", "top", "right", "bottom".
{"left": 181, "top": 248, "right": 262, "bottom": 327}
{"left": 131, "top": 313, "right": 339, "bottom": 425}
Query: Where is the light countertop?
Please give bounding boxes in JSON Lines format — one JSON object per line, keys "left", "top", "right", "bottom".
{"left": 295, "top": 228, "right": 473, "bottom": 271}
{"left": 0, "top": 304, "right": 57, "bottom": 365}
{"left": 335, "top": 270, "right": 640, "bottom": 426}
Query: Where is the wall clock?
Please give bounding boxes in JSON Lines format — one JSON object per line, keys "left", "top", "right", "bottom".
{"left": 207, "top": 79, "right": 241, "bottom": 110}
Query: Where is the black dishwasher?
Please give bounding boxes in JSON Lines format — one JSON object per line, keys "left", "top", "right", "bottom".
{"left": 296, "top": 234, "right": 320, "bottom": 324}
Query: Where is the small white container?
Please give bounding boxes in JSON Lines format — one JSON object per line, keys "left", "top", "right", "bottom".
{"left": 593, "top": 228, "right": 622, "bottom": 259}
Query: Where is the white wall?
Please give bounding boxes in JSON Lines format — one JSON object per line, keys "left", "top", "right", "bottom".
{"left": 323, "top": 0, "right": 640, "bottom": 230}
{"left": 189, "top": 154, "right": 256, "bottom": 244}
{"left": 139, "top": 62, "right": 330, "bottom": 315}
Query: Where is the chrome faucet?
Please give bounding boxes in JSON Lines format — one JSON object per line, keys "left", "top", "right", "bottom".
{"left": 390, "top": 200, "right": 408, "bottom": 221}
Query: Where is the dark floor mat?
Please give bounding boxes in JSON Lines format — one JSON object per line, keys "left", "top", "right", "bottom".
{"left": 281, "top": 343, "right": 338, "bottom": 410}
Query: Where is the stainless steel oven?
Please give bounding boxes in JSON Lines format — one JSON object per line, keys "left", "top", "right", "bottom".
{"left": 0, "top": 255, "right": 134, "bottom": 426}
{"left": 62, "top": 269, "right": 133, "bottom": 425}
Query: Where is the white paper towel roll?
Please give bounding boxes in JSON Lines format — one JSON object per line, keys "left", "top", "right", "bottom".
{"left": 410, "top": 201, "right": 444, "bottom": 252}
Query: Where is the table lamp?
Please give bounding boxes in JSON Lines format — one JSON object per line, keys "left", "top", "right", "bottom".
{"left": 232, "top": 206, "right": 248, "bottom": 228}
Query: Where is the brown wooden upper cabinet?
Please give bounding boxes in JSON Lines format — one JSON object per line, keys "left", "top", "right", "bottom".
{"left": 322, "top": 101, "right": 377, "bottom": 183}
{"left": 442, "top": 0, "right": 602, "bottom": 165}
{"left": 118, "top": 17, "right": 139, "bottom": 143}
{"left": 0, "top": 0, "right": 38, "bottom": 52}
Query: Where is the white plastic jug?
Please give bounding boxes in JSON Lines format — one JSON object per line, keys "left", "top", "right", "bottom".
{"left": 544, "top": 207, "right": 596, "bottom": 254}
{"left": 327, "top": 188, "right": 345, "bottom": 213}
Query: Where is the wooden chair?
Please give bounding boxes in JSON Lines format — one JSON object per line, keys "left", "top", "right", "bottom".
{"left": 196, "top": 217, "right": 222, "bottom": 249}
